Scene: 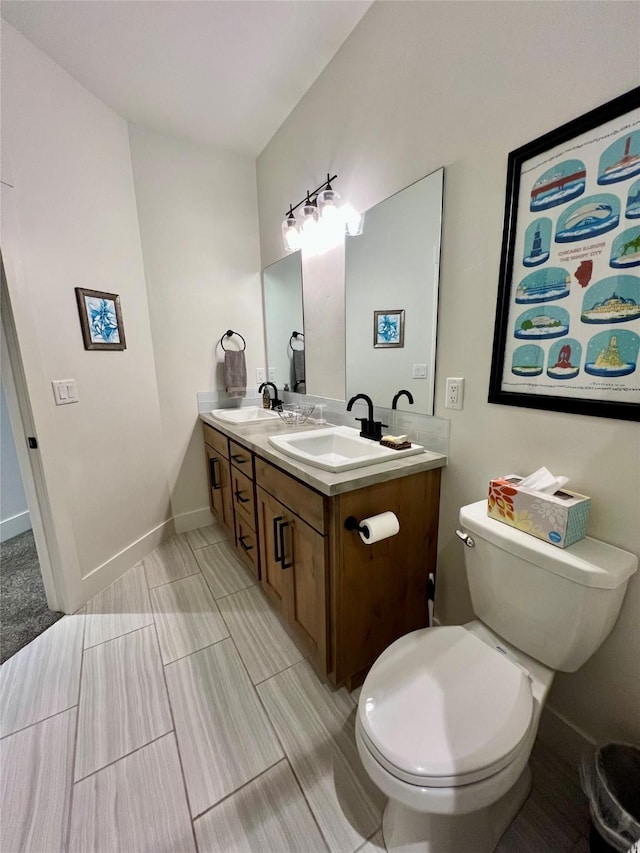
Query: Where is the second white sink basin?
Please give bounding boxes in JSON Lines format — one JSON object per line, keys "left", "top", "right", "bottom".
{"left": 268, "top": 426, "right": 423, "bottom": 472}
{"left": 210, "top": 406, "right": 280, "bottom": 424}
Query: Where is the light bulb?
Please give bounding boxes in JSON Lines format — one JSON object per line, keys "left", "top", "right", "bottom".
{"left": 317, "top": 187, "right": 341, "bottom": 223}
{"left": 342, "top": 203, "right": 364, "bottom": 236}
{"left": 281, "top": 214, "right": 301, "bottom": 253}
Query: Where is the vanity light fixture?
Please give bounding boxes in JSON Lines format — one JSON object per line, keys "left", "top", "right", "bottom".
{"left": 281, "top": 174, "right": 364, "bottom": 255}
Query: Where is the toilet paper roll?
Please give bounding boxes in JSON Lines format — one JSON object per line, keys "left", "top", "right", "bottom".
{"left": 359, "top": 511, "right": 400, "bottom": 544}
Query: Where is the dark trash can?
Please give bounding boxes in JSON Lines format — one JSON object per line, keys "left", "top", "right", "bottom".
{"left": 580, "top": 743, "right": 640, "bottom": 853}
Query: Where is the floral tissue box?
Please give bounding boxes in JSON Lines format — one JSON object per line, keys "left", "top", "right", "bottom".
{"left": 488, "top": 477, "right": 591, "bottom": 548}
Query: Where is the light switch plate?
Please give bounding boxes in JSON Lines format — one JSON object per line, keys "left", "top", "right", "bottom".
{"left": 256, "top": 368, "right": 266, "bottom": 384}
{"left": 268, "top": 367, "right": 276, "bottom": 381}
{"left": 52, "top": 379, "right": 79, "bottom": 405}
{"left": 412, "top": 364, "right": 428, "bottom": 379}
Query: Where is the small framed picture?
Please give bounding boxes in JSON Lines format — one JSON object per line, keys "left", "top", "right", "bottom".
{"left": 374, "top": 310, "right": 405, "bottom": 348}
{"left": 75, "top": 288, "right": 126, "bottom": 351}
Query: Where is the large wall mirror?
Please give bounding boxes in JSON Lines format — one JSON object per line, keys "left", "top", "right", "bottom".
{"left": 262, "top": 168, "right": 443, "bottom": 412}
{"left": 263, "top": 253, "right": 305, "bottom": 392}
{"left": 345, "top": 168, "right": 444, "bottom": 414}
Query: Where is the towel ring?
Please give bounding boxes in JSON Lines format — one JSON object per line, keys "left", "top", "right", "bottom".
{"left": 289, "top": 331, "right": 304, "bottom": 350}
{"left": 220, "top": 330, "right": 246, "bottom": 351}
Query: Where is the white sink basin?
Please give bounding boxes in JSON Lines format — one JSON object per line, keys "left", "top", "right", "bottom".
{"left": 268, "top": 426, "right": 423, "bottom": 472}
{"left": 210, "top": 406, "right": 280, "bottom": 424}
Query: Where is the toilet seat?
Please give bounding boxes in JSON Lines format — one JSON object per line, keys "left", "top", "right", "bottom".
{"left": 358, "top": 626, "right": 534, "bottom": 788}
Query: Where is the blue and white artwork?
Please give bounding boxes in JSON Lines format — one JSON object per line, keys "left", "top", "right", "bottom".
{"left": 529, "top": 159, "right": 586, "bottom": 212}
{"left": 374, "top": 310, "right": 404, "bottom": 347}
{"left": 626, "top": 180, "right": 640, "bottom": 220}
{"left": 84, "top": 296, "right": 121, "bottom": 343}
{"left": 522, "top": 218, "right": 551, "bottom": 267}
{"left": 514, "top": 306, "right": 570, "bottom": 340}
{"left": 554, "top": 194, "right": 620, "bottom": 243}
{"left": 610, "top": 227, "right": 640, "bottom": 269}
{"left": 597, "top": 131, "right": 640, "bottom": 185}
{"left": 584, "top": 330, "right": 639, "bottom": 377}
{"left": 511, "top": 345, "right": 544, "bottom": 377}
{"left": 581, "top": 276, "right": 640, "bottom": 324}
{"left": 515, "top": 267, "right": 570, "bottom": 304}
{"left": 546, "top": 339, "right": 581, "bottom": 380}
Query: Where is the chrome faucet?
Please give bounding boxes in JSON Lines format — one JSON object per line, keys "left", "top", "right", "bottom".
{"left": 259, "top": 382, "right": 283, "bottom": 410}
{"left": 392, "top": 389, "right": 414, "bottom": 409}
{"left": 346, "top": 393, "right": 387, "bottom": 441}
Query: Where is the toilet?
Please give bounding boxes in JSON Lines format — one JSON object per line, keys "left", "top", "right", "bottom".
{"left": 356, "top": 499, "right": 637, "bottom": 853}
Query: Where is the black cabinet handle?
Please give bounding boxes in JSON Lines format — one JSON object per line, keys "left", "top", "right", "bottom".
{"left": 273, "top": 516, "right": 283, "bottom": 563}
{"left": 209, "top": 457, "right": 221, "bottom": 490}
{"left": 234, "top": 489, "right": 250, "bottom": 504}
{"left": 278, "top": 520, "right": 292, "bottom": 570}
{"left": 238, "top": 535, "right": 253, "bottom": 552}
{"left": 231, "top": 454, "right": 247, "bottom": 464}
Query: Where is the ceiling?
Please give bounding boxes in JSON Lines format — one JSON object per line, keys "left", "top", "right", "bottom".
{"left": 1, "top": 0, "right": 372, "bottom": 157}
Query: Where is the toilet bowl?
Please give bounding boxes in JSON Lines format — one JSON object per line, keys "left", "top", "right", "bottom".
{"left": 355, "top": 500, "right": 637, "bottom": 853}
{"left": 356, "top": 622, "right": 553, "bottom": 853}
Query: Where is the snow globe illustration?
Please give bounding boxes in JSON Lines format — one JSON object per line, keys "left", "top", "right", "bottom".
{"left": 522, "top": 218, "right": 551, "bottom": 267}
{"left": 529, "top": 159, "right": 586, "bottom": 212}
{"left": 554, "top": 193, "right": 620, "bottom": 243}
{"left": 515, "top": 267, "right": 570, "bottom": 304}
{"left": 511, "top": 345, "right": 544, "bottom": 377}
{"left": 546, "top": 340, "right": 581, "bottom": 380}
{"left": 597, "top": 130, "right": 640, "bottom": 185}
{"left": 610, "top": 226, "right": 640, "bottom": 269}
{"left": 581, "top": 276, "right": 640, "bottom": 324}
{"left": 584, "top": 330, "right": 639, "bottom": 378}
{"left": 514, "top": 306, "right": 570, "bottom": 340}
{"left": 626, "top": 180, "right": 640, "bottom": 220}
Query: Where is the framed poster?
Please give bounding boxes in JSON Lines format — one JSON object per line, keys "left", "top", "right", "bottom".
{"left": 75, "top": 288, "right": 126, "bottom": 351}
{"left": 489, "top": 87, "right": 640, "bottom": 422}
{"left": 374, "top": 310, "right": 405, "bottom": 348}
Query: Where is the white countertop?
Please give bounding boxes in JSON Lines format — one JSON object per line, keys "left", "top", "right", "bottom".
{"left": 200, "top": 411, "right": 447, "bottom": 497}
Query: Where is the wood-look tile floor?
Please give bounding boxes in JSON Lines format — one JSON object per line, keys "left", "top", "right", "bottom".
{"left": 0, "top": 524, "right": 592, "bottom": 853}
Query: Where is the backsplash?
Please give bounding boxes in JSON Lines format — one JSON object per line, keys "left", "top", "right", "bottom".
{"left": 197, "top": 390, "right": 450, "bottom": 457}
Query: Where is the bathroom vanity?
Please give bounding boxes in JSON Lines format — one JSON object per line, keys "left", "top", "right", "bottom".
{"left": 201, "top": 414, "right": 446, "bottom": 688}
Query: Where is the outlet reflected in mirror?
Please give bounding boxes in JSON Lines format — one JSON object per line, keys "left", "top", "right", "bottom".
{"left": 263, "top": 253, "right": 305, "bottom": 393}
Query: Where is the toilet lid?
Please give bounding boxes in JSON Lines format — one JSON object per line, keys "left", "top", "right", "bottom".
{"left": 359, "top": 626, "right": 534, "bottom": 787}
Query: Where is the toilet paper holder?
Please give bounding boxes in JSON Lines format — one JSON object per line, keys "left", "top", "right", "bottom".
{"left": 344, "top": 516, "right": 368, "bottom": 537}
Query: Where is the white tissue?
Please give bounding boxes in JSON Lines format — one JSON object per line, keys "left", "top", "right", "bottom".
{"left": 518, "top": 466, "right": 569, "bottom": 495}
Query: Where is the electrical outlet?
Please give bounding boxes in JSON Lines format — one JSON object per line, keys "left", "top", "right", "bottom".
{"left": 268, "top": 367, "right": 276, "bottom": 381}
{"left": 256, "top": 368, "right": 266, "bottom": 384}
{"left": 445, "top": 377, "right": 464, "bottom": 410}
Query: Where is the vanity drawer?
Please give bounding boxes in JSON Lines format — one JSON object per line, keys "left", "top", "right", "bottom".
{"left": 203, "top": 423, "right": 229, "bottom": 457}
{"left": 231, "top": 467, "right": 256, "bottom": 526}
{"left": 255, "top": 457, "right": 326, "bottom": 535}
{"left": 229, "top": 440, "right": 254, "bottom": 477}
{"left": 235, "top": 514, "right": 259, "bottom": 579}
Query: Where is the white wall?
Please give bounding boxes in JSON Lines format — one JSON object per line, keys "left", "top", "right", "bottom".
{"left": 0, "top": 380, "right": 31, "bottom": 542}
{"left": 257, "top": 1, "right": 640, "bottom": 746}
{"left": 1, "top": 24, "right": 172, "bottom": 610}
{"left": 128, "top": 125, "right": 263, "bottom": 531}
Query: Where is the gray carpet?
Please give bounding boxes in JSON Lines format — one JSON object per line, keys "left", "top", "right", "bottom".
{"left": 1, "top": 529, "right": 63, "bottom": 665}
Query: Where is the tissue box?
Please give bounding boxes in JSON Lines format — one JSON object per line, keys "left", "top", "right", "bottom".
{"left": 488, "top": 476, "right": 590, "bottom": 548}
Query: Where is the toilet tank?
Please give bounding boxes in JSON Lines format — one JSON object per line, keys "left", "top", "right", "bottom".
{"left": 458, "top": 500, "right": 637, "bottom": 672}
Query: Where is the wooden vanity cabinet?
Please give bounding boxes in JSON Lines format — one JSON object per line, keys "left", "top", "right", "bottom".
{"left": 229, "top": 440, "right": 260, "bottom": 580}
{"left": 203, "top": 420, "right": 441, "bottom": 689}
{"left": 203, "top": 424, "right": 234, "bottom": 537}
{"left": 255, "top": 470, "right": 328, "bottom": 668}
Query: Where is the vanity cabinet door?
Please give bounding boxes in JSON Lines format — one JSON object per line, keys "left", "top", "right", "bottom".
{"left": 205, "top": 443, "right": 234, "bottom": 537}
{"left": 256, "top": 487, "right": 328, "bottom": 668}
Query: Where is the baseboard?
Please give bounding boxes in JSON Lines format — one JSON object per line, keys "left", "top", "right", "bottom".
{"left": 173, "top": 506, "right": 213, "bottom": 533}
{"left": 537, "top": 704, "right": 595, "bottom": 776}
{"left": 78, "top": 517, "right": 175, "bottom": 605}
{"left": 0, "top": 510, "right": 31, "bottom": 543}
